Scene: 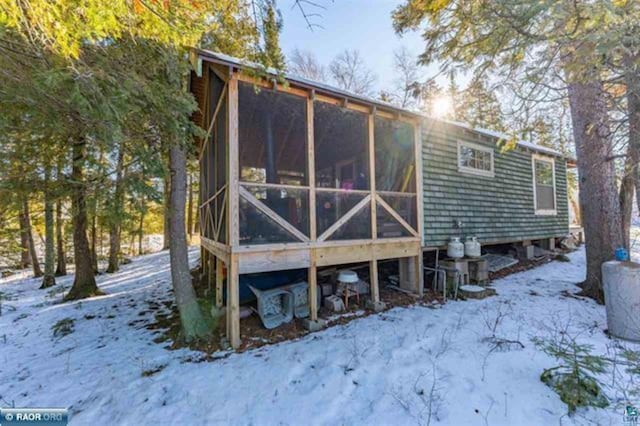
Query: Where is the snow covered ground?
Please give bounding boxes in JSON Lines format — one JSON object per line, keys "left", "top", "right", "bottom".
{"left": 1, "top": 245, "right": 639, "bottom": 425}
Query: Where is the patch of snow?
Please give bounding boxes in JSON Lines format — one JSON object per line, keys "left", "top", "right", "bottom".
{"left": 1, "top": 242, "right": 639, "bottom": 425}
{"left": 458, "top": 285, "right": 484, "bottom": 293}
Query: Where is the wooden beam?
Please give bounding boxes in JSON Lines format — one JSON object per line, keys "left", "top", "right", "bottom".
{"left": 227, "top": 254, "right": 240, "bottom": 349}
{"left": 368, "top": 111, "right": 381, "bottom": 305}
{"left": 199, "top": 83, "right": 228, "bottom": 162}
{"left": 200, "top": 236, "right": 230, "bottom": 263}
{"left": 317, "top": 194, "right": 371, "bottom": 242}
{"left": 307, "top": 97, "right": 317, "bottom": 241}
{"left": 308, "top": 259, "right": 318, "bottom": 321}
{"left": 215, "top": 257, "right": 224, "bottom": 308}
{"left": 240, "top": 181, "right": 309, "bottom": 191}
{"left": 368, "top": 112, "right": 377, "bottom": 240}
{"left": 228, "top": 75, "right": 239, "bottom": 246}
{"left": 238, "top": 248, "right": 311, "bottom": 273}
{"left": 415, "top": 254, "right": 424, "bottom": 296}
{"left": 199, "top": 184, "right": 227, "bottom": 209}
{"left": 214, "top": 189, "right": 227, "bottom": 242}
{"left": 376, "top": 194, "right": 419, "bottom": 237}
{"left": 236, "top": 73, "right": 309, "bottom": 98}
{"left": 369, "top": 259, "right": 379, "bottom": 303}
{"left": 207, "top": 252, "right": 215, "bottom": 294}
{"left": 239, "top": 186, "right": 310, "bottom": 243}
{"left": 414, "top": 122, "right": 425, "bottom": 247}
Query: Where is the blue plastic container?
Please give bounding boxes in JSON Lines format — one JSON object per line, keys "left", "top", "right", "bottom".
{"left": 615, "top": 247, "right": 630, "bottom": 262}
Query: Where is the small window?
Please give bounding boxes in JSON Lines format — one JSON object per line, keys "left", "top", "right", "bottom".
{"left": 457, "top": 141, "right": 494, "bottom": 177}
{"left": 532, "top": 155, "right": 556, "bottom": 215}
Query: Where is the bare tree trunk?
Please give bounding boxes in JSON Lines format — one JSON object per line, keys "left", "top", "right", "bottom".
{"left": 169, "top": 142, "right": 209, "bottom": 341}
{"left": 163, "top": 171, "right": 170, "bottom": 250}
{"left": 106, "top": 142, "right": 126, "bottom": 273}
{"left": 19, "top": 200, "right": 31, "bottom": 269}
{"left": 621, "top": 146, "right": 635, "bottom": 250}
{"left": 22, "top": 197, "right": 43, "bottom": 278}
{"left": 64, "top": 139, "right": 101, "bottom": 301}
{"left": 624, "top": 53, "right": 640, "bottom": 214}
{"left": 90, "top": 210, "right": 98, "bottom": 273}
{"left": 41, "top": 165, "right": 56, "bottom": 288}
{"left": 187, "top": 172, "right": 194, "bottom": 243}
{"left": 55, "top": 200, "right": 67, "bottom": 276}
{"left": 567, "top": 77, "right": 622, "bottom": 303}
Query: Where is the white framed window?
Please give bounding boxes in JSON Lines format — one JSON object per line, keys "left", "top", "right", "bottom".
{"left": 532, "top": 154, "right": 557, "bottom": 215}
{"left": 457, "top": 141, "right": 494, "bottom": 177}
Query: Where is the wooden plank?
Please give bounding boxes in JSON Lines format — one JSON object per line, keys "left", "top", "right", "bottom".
{"left": 199, "top": 184, "right": 226, "bottom": 209}
{"left": 198, "top": 83, "right": 228, "bottom": 162}
{"left": 308, "top": 258, "right": 318, "bottom": 321}
{"left": 373, "top": 240, "right": 421, "bottom": 260}
{"left": 368, "top": 112, "right": 377, "bottom": 240}
{"left": 236, "top": 73, "right": 309, "bottom": 98}
{"left": 232, "top": 239, "right": 420, "bottom": 273}
{"left": 227, "top": 75, "right": 240, "bottom": 246}
{"left": 414, "top": 122, "right": 425, "bottom": 247}
{"left": 200, "top": 236, "right": 230, "bottom": 262}
{"left": 315, "top": 243, "right": 373, "bottom": 266}
{"left": 315, "top": 93, "right": 370, "bottom": 114}
{"left": 315, "top": 187, "right": 369, "bottom": 195}
{"left": 227, "top": 254, "right": 240, "bottom": 349}
{"left": 239, "top": 186, "right": 310, "bottom": 243}
{"left": 238, "top": 249, "right": 311, "bottom": 274}
{"left": 215, "top": 257, "right": 224, "bottom": 308}
{"left": 369, "top": 260, "right": 379, "bottom": 303}
{"left": 414, "top": 254, "right": 424, "bottom": 296}
{"left": 317, "top": 194, "right": 371, "bottom": 241}
{"left": 207, "top": 252, "right": 215, "bottom": 293}
{"left": 368, "top": 111, "right": 380, "bottom": 304}
{"left": 240, "top": 182, "right": 309, "bottom": 191}
{"left": 307, "top": 96, "right": 317, "bottom": 241}
{"left": 376, "top": 194, "right": 419, "bottom": 237}
{"left": 214, "top": 189, "right": 227, "bottom": 241}
{"left": 232, "top": 236, "right": 419, "bottom": 253}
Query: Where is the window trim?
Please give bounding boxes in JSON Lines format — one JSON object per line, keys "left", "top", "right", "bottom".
{"left": 457, "top": 141, "right": 495, "bottom": 178}
{"left": 532, "top": 153, "right": 557, "bottom": 216}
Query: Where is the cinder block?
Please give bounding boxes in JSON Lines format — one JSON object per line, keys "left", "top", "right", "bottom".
{"left": 303, "top": 318, "right": 327, "bottom": 332}
{"left": 515, "top": 244, "right": 535, "bottom": 260}
{"left": 366, "top": 300, "right": 387, "bottom": 312}
{"left": 323, "top": 295, "right": 345, "bottom": 312}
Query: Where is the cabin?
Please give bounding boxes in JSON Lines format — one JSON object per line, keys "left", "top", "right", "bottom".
{"left": 422, "top": 120, "right": 570, "bottom": 250}
{"left": 189, "top": 50, "right": 571, "bottom": 349}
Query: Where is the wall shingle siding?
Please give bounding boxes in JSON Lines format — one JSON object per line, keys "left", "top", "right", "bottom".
{"left": 422, "top": 121, "right": 569, "bottom": 247}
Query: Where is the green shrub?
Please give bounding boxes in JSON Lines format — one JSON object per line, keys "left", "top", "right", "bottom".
{"left": 51, "top": 318, "right": 75, "bottom": 338}
{"left": 533, "top": 335, "right": 609, "bottom": 414}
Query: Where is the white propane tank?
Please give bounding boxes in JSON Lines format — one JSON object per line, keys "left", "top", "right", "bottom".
{"left": 447, "top": 237, "right": 464, "bottom": 259}
{"left": 602, "top": 260, "right": 640, "bottom": 342}
{"left": 464, "top": 237, "right": 481, "bottom": 258}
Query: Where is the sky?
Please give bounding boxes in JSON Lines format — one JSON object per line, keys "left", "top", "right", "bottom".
{"left": 278, "top": 0, "right": 442, "bottom": 93}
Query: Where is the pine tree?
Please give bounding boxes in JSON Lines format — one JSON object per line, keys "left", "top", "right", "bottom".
{"left": 260, "top": 1, "right": 286, "bottom": 71}
{"left": 458, "top": 78, "right": 505, "bottom": 132}
{"left": 392, "top": 0, "right": 636, "bottom": 302}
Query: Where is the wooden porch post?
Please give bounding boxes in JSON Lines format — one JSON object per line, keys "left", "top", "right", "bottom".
{"left": 226, "top": 254, "right": 240, "bottom": 348}
{"left": 368, "top": 110, "right": 380, "bottom": 303}
{"left": 307, "top": 93, "right": 319, "bottom": 320}
{"left": 215, "top": 257, "right": 224, "bottom": 308}
{"left": 226, "top": 70, "right": 241, "bottom": 348}
{"left": 414, "top": 121, "right": 425, "bottom": 295}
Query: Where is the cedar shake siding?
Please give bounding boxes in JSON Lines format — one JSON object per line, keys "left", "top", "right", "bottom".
{"left": 422, "top": 120, "right": 569, "bottom": 248}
